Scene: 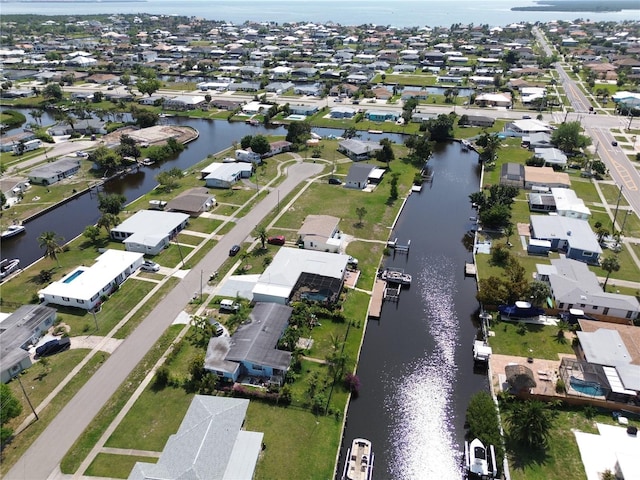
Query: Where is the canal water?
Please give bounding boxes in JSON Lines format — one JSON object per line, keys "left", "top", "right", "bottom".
{"left": 341, "top": 141, "right": 488, "bottom": 479}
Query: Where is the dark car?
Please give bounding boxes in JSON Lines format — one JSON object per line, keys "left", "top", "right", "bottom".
{"left": 611, "top": 140, "right": 618, "bottom": 147}
{"left": 267, "top": 235, "right": 286, "bottom": 246}
{"left": 36, "top": 337, "right": 71, "bottom": 358}
{"left": 328, "top": 177, "right": 342, "bottom": 185}
{"left": 229, "top": 244, "right": 241, "bottom": 256}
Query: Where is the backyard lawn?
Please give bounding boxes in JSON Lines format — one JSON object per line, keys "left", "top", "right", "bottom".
{"left": 487, "top": 320, "right": 575, "bottom": 361}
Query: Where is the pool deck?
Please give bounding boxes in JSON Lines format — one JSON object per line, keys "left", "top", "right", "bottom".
{"left": 491, "top": 353, "right": 576, "bottom": 397}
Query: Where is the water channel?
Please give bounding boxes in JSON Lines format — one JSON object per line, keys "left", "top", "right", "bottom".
{"left": 3, "top": 111, "right": 489, "bottom": 478}
{"left": 341, "top": 141, "right": 488, "bottom": 479}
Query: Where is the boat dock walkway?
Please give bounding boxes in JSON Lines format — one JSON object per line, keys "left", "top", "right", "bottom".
{"left": 368, "top": 279, "right": 386, "bottom": 319}
{"left": 465, "top": 262, "right": 477, "bottom": 276}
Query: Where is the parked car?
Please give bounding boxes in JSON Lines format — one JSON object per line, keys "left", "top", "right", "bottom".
{"left": 36, "top": 337, "right": 71, "bottom": 358}
{"left": 76, "top": 151, "right": 89, "bottom": 158}
{"left": 347, "top": 256, "right": 359, "bottom": 267}
{"left": 267, "top": 235, "right": 286, "bottom": 246}
{"left": 140, "top": 260, "right": 160, "bottom": 272}
{"left": 229, "top": 245, "right": 241, "bottom": 256}
{"left": 210, "top": 320, "right": 224, "bottom": 337}
{"left": 611, "top": 140, "right": 618, "bottom": 147}
{"left": 328, "top": 177, "right": 342, "bottom": 185}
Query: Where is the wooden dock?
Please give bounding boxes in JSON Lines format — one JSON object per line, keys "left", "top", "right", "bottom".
{"left": 465, "top": 262, "right": 477, "bottom": 276}
{"left": 368, "top": 278, "right": 386, "bottom": 318}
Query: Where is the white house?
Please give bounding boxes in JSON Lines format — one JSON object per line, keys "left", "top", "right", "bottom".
{"left": 13, "top": 139, "right": 42, "bottom": 154}
{"left": 252, "top": 247, "right": 349, "bottom": 304}
{"left": 202, "top": 162, "right": 253, "bottom": 189}
{"left": 552, "top": 188, "right": 591, "bottom": 219}
{"left": 39, "top": 250, "right": 144, "bottom": 311}
{"left": 297, "top": 214, "right": 342, "bottom": 252}
{"left": 110, "top": 210, "right": 189, "bottom": 255}
{"left": 235, "top": 149, "right": 262, "bottom": 164}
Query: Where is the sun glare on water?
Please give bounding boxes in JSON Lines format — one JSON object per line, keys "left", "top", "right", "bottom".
{"left": 386, "top": 255, "right": 463, "bottom": 479}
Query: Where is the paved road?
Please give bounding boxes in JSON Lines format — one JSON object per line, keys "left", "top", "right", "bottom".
{"left": 4, "top": 161, "right": 324, "bottom": 480}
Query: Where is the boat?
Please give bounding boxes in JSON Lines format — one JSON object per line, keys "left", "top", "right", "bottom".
{"left": 141, "top": 158, "right": 155, "bottom": 166}
{"left": 497, "top": 301, "right": 544, "bottom": 319}
{"left": 0, "top": 258, "right": 20, "bottom": 279}
{"left": 380, "top": 268, "right": 412, "bottom": 285}
{"left": 367, "top": 129, "right": 383, "bottom": 134}
{"left": 342, "top": 438, "right": 374, "bottom": 480}
{"left": 473, "top": 339, "right": 492, "bottom": 364}
{"left": 0, "top": 224, "right": 26, "bottom": 239}
{"left": 465, "top": 438, "right": 497, "bottom": 479}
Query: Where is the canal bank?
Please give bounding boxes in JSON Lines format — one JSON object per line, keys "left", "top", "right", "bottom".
{"left": 341, "top": 141, "right": 489, "bottom": 479}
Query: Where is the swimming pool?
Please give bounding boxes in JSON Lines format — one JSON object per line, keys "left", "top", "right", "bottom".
{"left": 570, "top": 376, "right": 604, "bottom": 396}
{"left": 63, "top": 269, "right": 85, "bottom": 284}
{"left": 285, "top": 114, "right": 307, "bottom": 121}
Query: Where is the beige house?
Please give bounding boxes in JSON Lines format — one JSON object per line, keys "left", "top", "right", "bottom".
{"left": 524, "top": 166, "right": 571, "bottom": 190}
{"left": 297, "top": 215, "right": 342, "bottom": 252}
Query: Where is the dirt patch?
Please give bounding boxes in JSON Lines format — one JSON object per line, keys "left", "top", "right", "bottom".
{"left": 102, "top": 125, "right": 197, "bottom": 146}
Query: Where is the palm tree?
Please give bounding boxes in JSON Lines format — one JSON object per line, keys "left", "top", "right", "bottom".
{"left": 38, "top": 231, "right": 64, "bottom": 266}
{"left": 601, "top": 255, "right": 620, "bottom": 290}
{"left": 254, "top": 224, "right": 268, "bottom": 249}
{"left": 505, "top": 399, "right": 554, "bottom": 449}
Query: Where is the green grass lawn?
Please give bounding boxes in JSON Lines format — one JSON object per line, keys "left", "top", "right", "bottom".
{"left": 598, "top": 183, "right": 628, "bottom": 207}
{"left": 246, "top": 402, "right": 342, "bottom": 480}
{"left": 184, "top": 216, "right": 223, "bottom": 234}
{"left": 1, "top": 351, "right": 107, "bottom": 475}
{"left": 488, "top": 320, "right": 575, "bottom": 360}
{"left": 570, "top": 178, "right": 601, "bottom": 205}
{"left": 507, "top": 407, "right": 621, "bottom": 480}
{"left": 85, "top": 453, "right": 158, "bottom": 479}
{"left": 344, "top": 241, "right": 384, "bottom": 291}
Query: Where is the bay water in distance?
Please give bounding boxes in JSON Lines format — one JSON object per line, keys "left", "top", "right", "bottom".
{"left": 1, "top": 0, "right": 639, "bottom": 26}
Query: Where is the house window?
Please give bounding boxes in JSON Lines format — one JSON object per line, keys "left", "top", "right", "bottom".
{"left": 582, "top": 251, "right": 593, "bottom": 257}
{"left": 568, "top": 304, "right": 573, "bottom": 309}
{"left": 580, "top": 304, "right": 585, "bottom": 308}
{"left": 626, "top": 311, "right": 632, "bottom": 319}
{"left": 62, "top": 297, "right": 70, "bottom": 301}
{"left": 592, "top": 306, "right": 598, "bottom": 310}
{"left": 558, "top": 303, "right": 564, "bottom": 309}
{"left": 253, "top": 364, "right": 263, "bottom": 370}
{"left": 77, "top": 299, "right": 84, "bottom": 304}
{"left": 603, "top": 308, "right": 609, "bottom": 315}
{"left": 91, "top": 294, "right": 99, "bottom": 301}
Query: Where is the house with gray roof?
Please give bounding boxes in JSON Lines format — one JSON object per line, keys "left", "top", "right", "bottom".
{"left": 166, "top": 188, "right": 216, "bottom": 216}
{"left": 338, "top": 139, "right": 382, "bottom": 162}
{"left": 536, "top": 257, "right": 639, "bottom": 322}
{"left": 110, "top": 210, "right": 189, "bottom": 255}
{"left": 129, "top": 395, "right": 263, "bottom": 480}
{"left": 529, "top": 215, "right": 602, "bottom": 264}
{"left": 534, "top": 147, "right": 568, "bottom": 169}
{"left": 344, "top": 163, "right": 377, "bottom": 189}
{"left": 28, "top": 157, "right": 81, "bottom": 186}
{"left": 1, "top": 305, "right": 57, "bottom": 383}
{"left": 204, "top": 302, "right": 293, "bottom": 384}
{"left": 499, "top": 162, "right": 525, "bottom": 188}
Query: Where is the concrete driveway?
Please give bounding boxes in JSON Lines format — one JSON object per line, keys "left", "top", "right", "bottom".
{"left": 4, "top": 161, "right": 323, "bottom": 480}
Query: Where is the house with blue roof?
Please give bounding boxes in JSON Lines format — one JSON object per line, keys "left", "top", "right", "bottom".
{"left": 529, "top": 215, "right": 602, "bottom": 265}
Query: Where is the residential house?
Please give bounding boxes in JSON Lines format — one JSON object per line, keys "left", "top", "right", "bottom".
{"left": 464, "top": 115, "right": 495, "bottom": 127}
{"left": 166, "top": 188, "right": 216, "bottom": 216}
{"left": 28, "top": 157, "right": 81, "bottom": 186}
{"left": 235, "top": 149, "right": 262, "bottom": 164}
{"left": 344, "top": 163, "right": 377, "bottom": 189}
{"left": 47, "top": 119, "right": 107, "bottom": 136}
{"left": 505, "top": 119, "right": 552, "bottom": 137}
{"left": 289, "top": 104, "right": 318, "bottom": 116}
{"left": 521, "top": 132, "right": 552, "bottom": 149}
{"left": 529, "top": 216, "right": 602, "bottom": 264}
{"left": 251, "top": 247, "right": 350, "bottom": 304}
{"left": 0, "top": 305, "right": 57, "bottom": 383}
{"left": 338, "top": 140, "right": 382, "bottom": 162}
{"left": 163, "top": 95, "right": 206, "bottom": 111}
{"left": 297, "top": 214, "right": 342, "bottom": 253}
{"left": 364, "top": 110, "right": 399, "bottom": 122}
{"left": 528, "top": 188, "right": 590, "bottom": 218}
{"left": 110, "top": 210, "right": 189, "bottom": 255}
{"left": 0, "top": 130, "right": 37, "bottom": 152}
{"left": 500, "top": 162, "right": 525, "bottom": 188}
{"left": 205, "top": 302, "right": 292, "bottom": 385}
{"left": 263, "top": 140, "right": 292, "bottom": 158}
{"left": 129, "top": 396, "right": 263, "bottom": 480}
{"left": 534, "top": 147, "right": 568, "bottom": 169}
{"left": 202, "top": 162, "right": 253, "bottom": 189}
{"left": 524, "top": 166, "right": 571, "bottom": 190}
{"left": 39, "top": 250, "right": 144, "bottom": 311}
{"left": 329, "top": 107, "right": 357, "bottom": 119}
{"left": 475, "top": 92, "right": 512, "bottom": 107}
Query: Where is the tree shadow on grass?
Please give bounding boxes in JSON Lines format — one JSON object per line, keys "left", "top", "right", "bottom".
{"left": 507, "top": 438, "right": 550, "bottom": 472}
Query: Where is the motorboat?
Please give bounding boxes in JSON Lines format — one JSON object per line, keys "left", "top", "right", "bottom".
{"left": 0, "top": 258, "right": 20, "bottom": 279}
{"left": 473, "top": 340, "right": 492, "bottom": 364}
{"left": 465, "top": 438, "right": 497, "bottom": 478}
{"left": 0, "top": 224, "right": 26, "bottom": 239}
{"left": 380, "top": 268, "right": 412, "bottom": 285}
{"left": 497, "top": 301, "right": 544, "bottom": 319}
{"left": 342, "top": 438, "right": 374, "bottom": 480}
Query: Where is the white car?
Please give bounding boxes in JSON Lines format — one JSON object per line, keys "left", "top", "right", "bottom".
{"left": 76, "top": 151, "right": 89, "bottom": 158}
{"left": 140, "top": 260, "right": 160, "bottom": 272}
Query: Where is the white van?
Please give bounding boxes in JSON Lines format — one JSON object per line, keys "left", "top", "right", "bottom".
{"left": 219, "top": 299, "right": 240, "bottom": 312}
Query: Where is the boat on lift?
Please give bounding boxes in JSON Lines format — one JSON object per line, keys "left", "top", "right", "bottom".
{"left": 465, "top": 438, "right": 497, "bottom": 479}
{"left": 0, "top": 258, "right": 20, "bottom": 280}
{"left": 342, "top": 438, "right": 374, "bottom": 480}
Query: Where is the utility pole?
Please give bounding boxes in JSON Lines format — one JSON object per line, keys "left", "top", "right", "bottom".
{"left": 17, "top": 374, "right": 38, "bottom": 421}
{"left": 611, "top": 184, "right": 623, "bottom": 232}
{"left": 200, "top": 269, "right": 203, "bottom": 302}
